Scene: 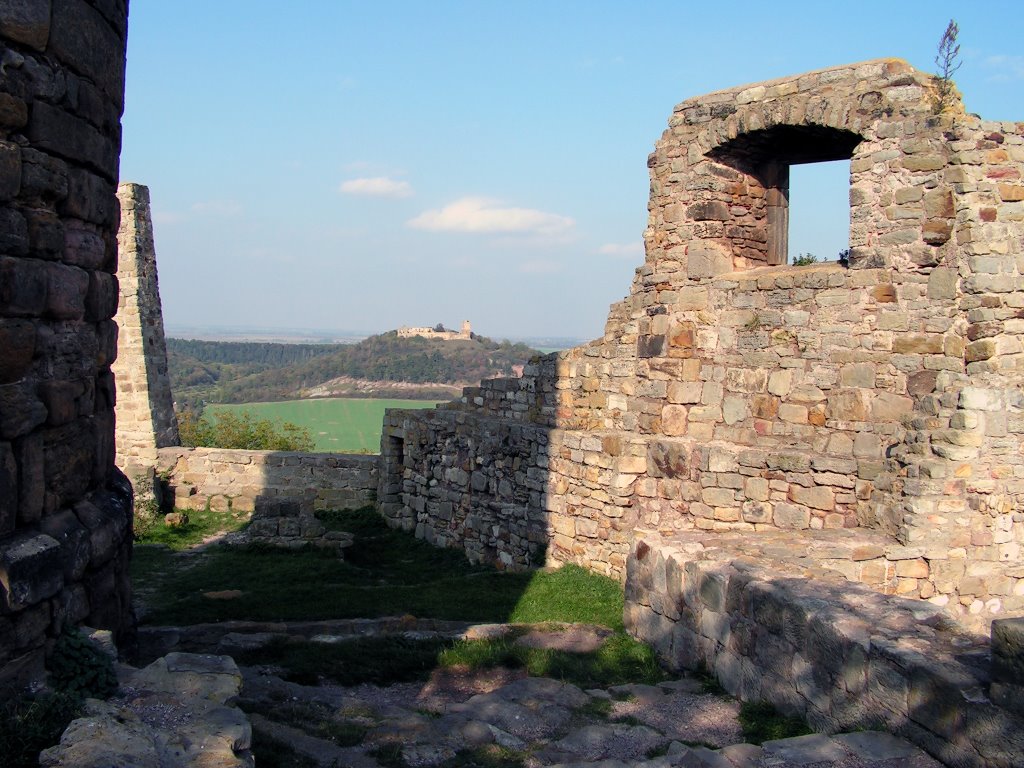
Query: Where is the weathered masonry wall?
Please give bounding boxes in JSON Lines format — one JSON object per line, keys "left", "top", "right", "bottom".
{"left": 380, "top": 58, "right": 1024, "bottom": 630}
{"left": 626, "top": 534, "right": 1024, "bottom": 768}
{"left": 113, "top": 182, "right": 177, "bottom": 476}
{"left": 157, "top": 447, "right": 378, "bottom": 514}
{"left": 0, "top": 2, "right": 134, "bottom": 690}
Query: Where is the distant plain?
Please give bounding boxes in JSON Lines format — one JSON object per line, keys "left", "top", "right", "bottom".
{"left": 207, "top": 398, "right": 440, "bottom": 453}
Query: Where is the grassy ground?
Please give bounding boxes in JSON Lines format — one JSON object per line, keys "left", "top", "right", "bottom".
{"left": 207, "top": 398, "right": 439, "bottom": 453}
{"left": 132, "top": 506, "right": 807, "bottom": 763}
{"left": 133, "top": 508, "right": 625, "bottom": 628}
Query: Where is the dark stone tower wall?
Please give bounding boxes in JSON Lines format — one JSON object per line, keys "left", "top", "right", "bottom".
{"left": 0, "top": 0, "right": 133, "bottom": 690}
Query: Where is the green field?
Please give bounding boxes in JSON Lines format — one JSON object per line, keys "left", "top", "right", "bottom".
{"left": 207, "top": 398, "right": 440, "bottom": 453}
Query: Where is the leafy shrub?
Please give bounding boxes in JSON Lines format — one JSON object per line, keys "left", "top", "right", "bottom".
{"left": 48, "top": 626, "right": 118, "bottom": 700}
{"left": 791, "top": 252, "right": 819, "bottom": 266}
{"left": 178, "top": 408, "right": 314, "bottom": 451}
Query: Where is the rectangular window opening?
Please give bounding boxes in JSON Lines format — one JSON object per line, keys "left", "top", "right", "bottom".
{"left": 787, "top": 159, "right": 851, "bottom": 266}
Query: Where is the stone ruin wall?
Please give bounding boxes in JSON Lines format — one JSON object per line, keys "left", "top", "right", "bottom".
{"left": 156, "top": 446, "right": 378, "bottom": 516}
{"left": 112, "top": 181, "right": 177, "bottom": 478}
{"left": 380, "top": 59, "right": 1024, "bottom": 628}
{"left": 0, "top": 1, "right": 134, "bottom": 691}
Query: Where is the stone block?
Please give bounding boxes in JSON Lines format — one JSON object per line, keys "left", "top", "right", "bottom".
{"left": 893, "top": 334, "right": 943, "bottom": 354}
{"left": 38, "top": 508, "right": 90, "bottom": 581}
{"left": 871, "top": 392, "right": 913, "bottom": 422}
{"left": 927, "top": 267, "right": 957, "bottom": 300}
{"left": 49, "top": 0, "right": 126, "bottom": 106}
{"left": 687, "top": 241, "right": 732, "bottom": 278}
{"left": 992, "top": 618, "right": 1024, "bottom": 689}
{"left": 45, "top": 262, "right": 89, "bottom": 319}
{"left": 773, "top": 502, "right": 810, "bottom": 529}
{"left": 0, "top": 318, "right": 35, "bottom": 385}
{"left": 789, "top": 485, "right": 834, "bottom": 511}
{"left": 0, "top": 531, "right": 62, "bottom": 611}
{"left": 73, "top": 500, "right": 117, "bottom": 566}
{"left": 826, "top": 389, "right": 870, "bottom": 422}
{"left": 28, "top": 102, "right": 118, "bottom": 180}
{"left": 0, "top": 255, "right": 47, "bottom": 316}
{"left": 661, "top": 405, "right": 688, "bottom": 436}
{"left": 648, "top": 441, "right": 689, "bottom": 478}
{"left": 0, "top": 0, "right": 51, "bottom": 50}
{"left": 0, "top": 382, "right": 47, "bottom": 440}
{"left": 0, "top": 140, "right": 22, "bottom": 201}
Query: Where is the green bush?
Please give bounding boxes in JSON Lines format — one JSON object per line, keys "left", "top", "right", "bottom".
{"left": 177, "top": 408, "right": 314, "bottom": 451}
{"left": 791, "top": 252, "right": 819, "bottom": 266}
{"left": 48, "top": 626, "right": 118, "bottom": 700}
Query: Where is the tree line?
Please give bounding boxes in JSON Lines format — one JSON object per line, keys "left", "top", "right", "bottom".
{"left": 168, "top": 332, "right": 541, "bottom": 409}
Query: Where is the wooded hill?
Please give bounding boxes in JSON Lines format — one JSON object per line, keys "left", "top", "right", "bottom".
{"left": 168, "top": 332, "right": 541, "bottom": 408}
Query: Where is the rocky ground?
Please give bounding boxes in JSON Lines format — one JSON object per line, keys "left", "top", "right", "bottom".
{"left": 236, "top": 626, "right": 944, "bottom": 768}
{"left": 41, "top": 623, "right": 947, "bottom": 768}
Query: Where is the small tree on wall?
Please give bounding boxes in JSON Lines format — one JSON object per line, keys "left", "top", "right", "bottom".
{"left": 933, "top": 19, "right": 962, "bottom": 114}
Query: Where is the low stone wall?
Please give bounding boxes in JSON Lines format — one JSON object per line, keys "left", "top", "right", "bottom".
{"left": 625, "top": 533, "right": 1024, "bottom": 768}
{"left": 156, "top": 447, "right": 377, "bottom": 514}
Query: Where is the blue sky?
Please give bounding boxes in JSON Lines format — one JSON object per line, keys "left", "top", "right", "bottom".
{"left": 120, "top": 1, "right": 1024, "bottom": 341}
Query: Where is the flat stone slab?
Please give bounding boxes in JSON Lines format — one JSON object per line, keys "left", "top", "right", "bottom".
{"left": 41, "top": 653, "right": 253, "bottom": 767}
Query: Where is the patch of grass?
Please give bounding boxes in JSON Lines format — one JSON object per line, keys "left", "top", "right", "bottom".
{"left": 236, "top": 629, "right": 665, "bottom": 691}
{"left": 134, "top": 506, "right": 248, "bottom": 550}
{"left": 443, "top": 745, "right": 526, "bottom": 768}
{"left": 0, "top": 691, "right": 82, "bottom": 768}
{"left": 508, "top": 565, "right": 625, "bottom": 630}
{"left": 241, "top": 699, "right": 368, "bottom": 746}
{"left": 577, "top": 697, "right": 612, "bottom": 718}
{"left": 236, "top": 636, "right": 450, "bottom": 687}
{"left": 738, "top": 701, "right": 812, "bottom": 745}
{"left": 439, "top": 631, "right": 666, "bottom": 689}
{"left": 132, "top": 508, "right": 628, "bottom": 629}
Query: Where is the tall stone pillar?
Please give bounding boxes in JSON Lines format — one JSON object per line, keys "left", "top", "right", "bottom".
{"left": 0, "top": 2, "right": 134, "bottom": 690}
{"left": 113, "top": 183, "right": 178, "bottom": 477}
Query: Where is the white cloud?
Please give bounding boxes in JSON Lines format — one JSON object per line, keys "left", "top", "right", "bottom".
{"left": 190, "top": 200, "right": 243, "bottom": 216}
{"left": 408, "top": 197, "right": 574, "bottom": 236}
{"left": 983, "top": 54, "right": 1024, "bottom": 81}
{"left": 340, "top": 176, "right": 414, "bottom": 198}
{"left": 598, "top": 242, "right": 644, "bottom": 258}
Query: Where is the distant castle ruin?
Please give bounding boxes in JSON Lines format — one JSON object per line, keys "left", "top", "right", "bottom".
{"left": 397, "top": 320, "right": 473, "bottom": 341}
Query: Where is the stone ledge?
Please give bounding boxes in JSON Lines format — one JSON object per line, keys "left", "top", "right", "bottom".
{"left": 626, "top": 533, "right": 1024, "bottom": 768}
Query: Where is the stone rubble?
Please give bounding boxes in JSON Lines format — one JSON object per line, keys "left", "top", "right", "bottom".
{"left": 237, "top": 657, "right": 943, "bottom": 768}
{"left": 39, "top": 652, "right": 253, "bottom": 767}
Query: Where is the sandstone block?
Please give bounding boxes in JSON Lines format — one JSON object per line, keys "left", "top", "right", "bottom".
{"left": 826, "top": 389, "right": 870, "bottom": 422}
{"left": 892, "top": 334, "right": 943, "bottom": 354}
{"left": 662, "top": 405, "right": 688, "bottom": 436}
{"left": 0, "top": 531, "right": 62, "bottom": 610}
{"left": 742, "top": 500, "right": 772, "bottom": 524}
{"left": 774, "top": 502, "right": 810, "bottom": 529}
{"left": 871, "top": 392, "right": 913, "bottom": 422}
{"left": 687, "top": 241, "right": 732, "bottom": 278}
{"left": 790, "top": 485, "right": 834, "bottom": 512}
